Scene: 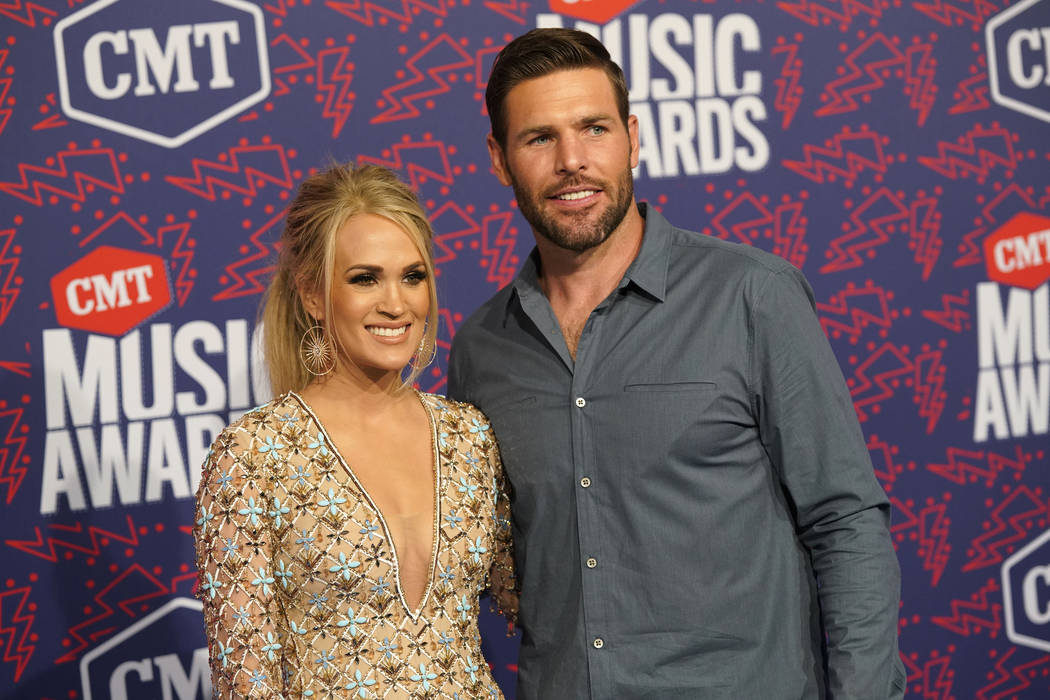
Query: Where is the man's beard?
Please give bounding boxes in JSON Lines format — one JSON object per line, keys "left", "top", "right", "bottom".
{"left": 510, "top": 166, "right": 634, "bottom": 253}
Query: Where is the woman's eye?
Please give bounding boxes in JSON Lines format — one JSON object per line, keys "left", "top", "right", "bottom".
{"left": 349, "top": 274, "right": 376, "bottom": 285}
{"left": 404, "top": 270, "right": 427, "bottom": 285}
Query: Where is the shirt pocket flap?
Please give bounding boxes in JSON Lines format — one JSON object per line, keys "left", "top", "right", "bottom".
{"left": 624, "top": 381, "right": 718, "bottom": 393}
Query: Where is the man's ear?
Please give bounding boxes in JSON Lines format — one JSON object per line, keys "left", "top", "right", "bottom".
{"left": 487, "top": 133, "right": 513, "bottom": 187}
{"left": 298, "top": 279, "right": 324, "bottom": 323}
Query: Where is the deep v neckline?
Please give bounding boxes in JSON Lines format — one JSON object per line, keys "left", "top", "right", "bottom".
{"left": 290, "top": 390, "right": 441, "bottom": 622}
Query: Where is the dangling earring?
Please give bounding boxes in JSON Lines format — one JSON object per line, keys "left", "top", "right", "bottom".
{"left": 411, "top": 334, "right": 436, "bottom": 372}
{"left": 299, "top": 325, "right": 334, "bottom": 376}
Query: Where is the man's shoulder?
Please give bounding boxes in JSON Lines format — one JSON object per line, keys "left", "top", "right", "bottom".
{"left": 453, "top": 283, "right": 516, "bottom": 343}
{"left": 666, "top": 222, "right": 795, "bottom": 277}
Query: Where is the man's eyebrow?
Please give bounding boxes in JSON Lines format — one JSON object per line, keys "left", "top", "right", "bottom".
{"left": 512, "top": 113, "right": 615, "bottom": 141}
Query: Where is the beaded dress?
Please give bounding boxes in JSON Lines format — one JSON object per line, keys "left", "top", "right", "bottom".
{"left": 193, "top": 391, "right": 517, "bottom": 698}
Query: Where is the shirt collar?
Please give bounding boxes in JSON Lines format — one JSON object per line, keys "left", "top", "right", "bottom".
{"left": 508, "top": 201, "right": 670, "bottom": 319}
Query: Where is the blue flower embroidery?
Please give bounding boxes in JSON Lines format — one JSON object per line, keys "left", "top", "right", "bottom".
{"left": 438, "top": 565, "right": 456, "bottom": 585}
{"left": 288, "top": 465, "right": 312, "bottom": 485}
{"left": 232, "top": 606, "right": 250, "bottom": 624}
{"left": 201, "top": 572, "right": 222, "bottom": 599}
{"left": 238, "top": 497, "right": 264, "bottom": 527}
{"left": 443, "top": 510, "right": 463, "bottom": 529}
{"left": 328, "top": 551, "right": 360, "bottom": 581}
{"left": 268, "top": 497, "right": 290, "bottom": 528}
{"left": 318, "top": 488, "right": 347, "bottom": 516}
{"left": 259, "top": 436, "right": 285, "bottom": 454}
{"left": 309, "top": 592, "right": 328, "bottom": 609}
{"left": 261, "top": 632, "right": 281, "bottom": 662}
{"left": 216, "top": 642, "right": 234, "bottom": 668}
{"left": 370, "top": 577, "right": 391, "bottom": 595}
{"left": 275, "top": 559, "right": 293, "bottom": 588}
{"left": 248, "top": 670, "right": 267, "bottom": 689}
{"left": 456, "top": 594, "right": 472, "bottom": 621}
{"left": 468, "top": 536, "right": 487, "bottom": 563}
{"left": 464, "top": 660, "right": 480, "bottom": 683}
{"left": 314, "top": 649, "right": 335, "bottom": 670}
{"left": 409, "top": 663, "right": 437, "bottom": 690}
{"left": 457, "top": 478, "right": 479, "bottom": 500}
{"left": 469, "top": 417, "right": 490, "bottom": 440}
{"left": 345, "top": 670, "right": 376, "bottom": 698}
{"left": 307, "top": 432, "right": 329, "bottom": 456}
{"left": 296, "top": 530, "right": 315, "bottom": 552}
{"left": 377, "top": 637, "right": 398, "bottom": 658}
{"left": 196, "top": 505, "right": 214, "bottom": 533}
{"left": 359, "top": 520, "right": 379, "bottom": 540}
{"left": 215, "top": 469, "right": 233, "bottom": 488}
{"left": 437, "top": 632, "right": 454, "bottom": 649}
{"left": 335, "top": 606, "right": 368, "bottom": 635}
{"left": 251, "top": 567, "right": 275, "bottom": 596}
{"left": 220, "top": 537, "right": 238, "bottom": 554}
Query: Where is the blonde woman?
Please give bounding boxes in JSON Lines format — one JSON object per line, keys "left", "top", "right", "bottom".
{"left": 193, "top": 162, "right": 516, "bottom": 698}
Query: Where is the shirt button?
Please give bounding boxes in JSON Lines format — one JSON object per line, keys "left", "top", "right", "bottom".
{"left": 575, "top": 397, "right": 586, "bottom": 408}
{"left": 580, "top": 477, "right": 591, "bottom": 488}
{"left": 593, "top": 638, "right": 604, "bottom": 649}
{"left": 586, "top": 557, "right": 597, "bottom": 569}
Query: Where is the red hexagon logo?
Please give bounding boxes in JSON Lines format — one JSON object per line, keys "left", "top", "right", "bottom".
{"left": 983, "top": 212, "right": 1050, "bottom": 290}
{"left": 50, "top": 246, "right": 172, "bottom": 336}
{"left": 548, "top": 0, "right": 643, "bottom": 24}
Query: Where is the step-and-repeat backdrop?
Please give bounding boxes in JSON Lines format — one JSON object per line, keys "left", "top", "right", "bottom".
{"left": 1, "top": 0, "right": 1049, "bottom": 697}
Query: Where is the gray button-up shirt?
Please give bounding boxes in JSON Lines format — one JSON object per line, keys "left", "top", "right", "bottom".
{"left": 449, "top": 204, "right": 905, "bottom": 699}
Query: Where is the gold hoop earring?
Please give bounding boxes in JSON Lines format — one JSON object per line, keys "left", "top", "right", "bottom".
{"left": 411, "top": 335, "right": 436, "bottom": 372}
{"left": 299, "top": 325, "right": 334, "bottom": 376}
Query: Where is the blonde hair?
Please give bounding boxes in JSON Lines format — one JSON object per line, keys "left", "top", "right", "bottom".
{"left": 261, "top": 162, "right": 439, "bottom": 395}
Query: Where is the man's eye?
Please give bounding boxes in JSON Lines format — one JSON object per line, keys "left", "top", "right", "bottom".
{"left": 530, "top": 135, "right": 551, "bottom": 145}
{"left": 588, "top": 125, "right": 606, "bottom": 136}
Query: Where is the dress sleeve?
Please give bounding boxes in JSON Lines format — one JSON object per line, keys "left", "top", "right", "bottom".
{"left": 485, "top": 429, "right": 519, "bottom": 627}
{"left": 193, "top": 423, "right": 286, "bottom": 698}
{"left": 750, "top": 267, "right": 905, "bottom": 699}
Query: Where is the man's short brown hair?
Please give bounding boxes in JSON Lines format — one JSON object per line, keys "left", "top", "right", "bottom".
{"left": 485, "top": 28, "right": 629, "bottom": 148}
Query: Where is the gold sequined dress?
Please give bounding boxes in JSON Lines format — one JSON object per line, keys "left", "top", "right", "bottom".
{"left": 193, "top": 391, "right": 517, "bottom": 699}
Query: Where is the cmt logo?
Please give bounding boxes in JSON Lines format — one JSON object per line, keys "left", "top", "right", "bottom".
{"left": 983, "top": 212, "right": 1050, "bottom": 290}
{"left": 548, "top": 0, "right": 643, "bottom": 24}
{"left": 54, "top": 0, "right": 270, "bottom": 147}
{"left": 986, "top": 0, "right": 1050, "bottom": 123}
{"left": 79, "top": 598, "right": 211, "bottom": 700}
{"left": 50, "top": 246, "right": 172, "bottom": 336}
{"left": 1002, "top": 529, "right": 1050, "bottom": 653}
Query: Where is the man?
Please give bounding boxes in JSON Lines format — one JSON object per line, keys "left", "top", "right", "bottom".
{"left": 448, "top": 28, "right": 905, "bottom": 699}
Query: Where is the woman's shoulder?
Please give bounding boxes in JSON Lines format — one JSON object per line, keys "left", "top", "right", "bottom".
{"left": 420, "top": 391, "right": 489, "bottom": 422}
{"left": 216, "top": 392, "right": 308, "bottom": 441}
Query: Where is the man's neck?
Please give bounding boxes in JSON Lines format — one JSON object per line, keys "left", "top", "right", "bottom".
{"left": 535, "top": 201, "right": 645, "bottom": 357}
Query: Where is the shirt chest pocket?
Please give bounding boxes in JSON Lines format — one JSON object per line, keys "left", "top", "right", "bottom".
{"left": 614, "top": 381, "right": 726, "bottom": 472}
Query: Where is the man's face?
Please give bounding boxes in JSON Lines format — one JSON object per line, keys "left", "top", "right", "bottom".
{"left": 487, "top": 68, "right": 639, "bottom": 253}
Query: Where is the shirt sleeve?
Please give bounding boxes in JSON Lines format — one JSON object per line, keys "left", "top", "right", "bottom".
{"left": 750, "top": 267, "right": 906, "bottom": 700}
{"left": 486, "top": 435, "right": 519, "bottom": 628}
{"left": 194, "top": 423, "right": 286, "bottom": 698}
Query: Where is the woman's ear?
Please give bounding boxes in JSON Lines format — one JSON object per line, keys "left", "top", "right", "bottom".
{"left": 297, "top": 279, "right": 324, "bottom": 323}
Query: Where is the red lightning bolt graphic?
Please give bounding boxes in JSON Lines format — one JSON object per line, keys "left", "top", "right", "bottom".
{"left": 166, "top": 143, "right": 295, "bottom": 201}
{"left": 0, "top": 586, "right": 34, "bottom": 682}
{"left": 931, "top": 578, "right": 1001, "bottom": 636}
{"left": 373, "top": 34, "right": 475, "bottom": 123}
{"left": 0, "top": 1, "right": 56, "bottom": 26}
{"left": 0, "top": 148, "right": 124, "bottom": 206}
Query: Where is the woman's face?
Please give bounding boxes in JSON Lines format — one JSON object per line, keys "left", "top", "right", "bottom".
{"left": 308, "top": 213, "right": 430, "bottom": 382}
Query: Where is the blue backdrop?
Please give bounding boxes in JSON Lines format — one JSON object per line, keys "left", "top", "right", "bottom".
{"left": 2, "top": 0, "right": 1050, "bottom": 697}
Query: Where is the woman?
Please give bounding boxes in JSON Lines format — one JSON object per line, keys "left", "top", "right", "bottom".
{"left": 193, "top": 162, "right": 516, "bottom": 698}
